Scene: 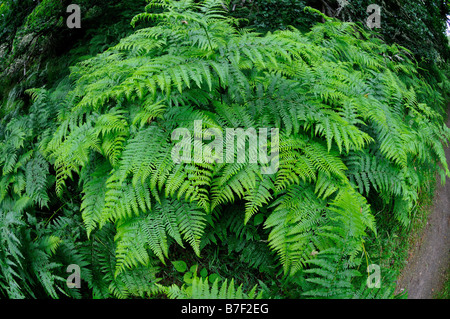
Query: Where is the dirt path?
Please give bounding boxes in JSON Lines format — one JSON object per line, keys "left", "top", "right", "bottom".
{"left": 395, "top": 105, "right": 450, "bottom": 299}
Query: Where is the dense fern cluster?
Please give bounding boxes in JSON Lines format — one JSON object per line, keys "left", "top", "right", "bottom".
{"left": 0, "top": 0, "right": 449, "bottom": 299}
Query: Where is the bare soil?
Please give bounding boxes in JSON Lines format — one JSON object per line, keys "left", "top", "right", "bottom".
{"left": 395, "top": 106, "right": 450, "bottom": 299}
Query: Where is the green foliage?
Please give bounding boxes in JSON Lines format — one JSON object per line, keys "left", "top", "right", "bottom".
{"left": 228, "top": 0, "right": 317, "bottom": 32}
{"left": 228, "top": 0, "right": 450, "bottom": 63}
{"left": 0, "top": 0, "right": 149, "bottom": 117}
{"left": 160, "top": 276, "right": 262, "bottom": 299}
{"left": 333, "top": 0, "right": 450, "bottom": 62}
{"left": 0, "top": 0, "right": 449, "bottom": 299}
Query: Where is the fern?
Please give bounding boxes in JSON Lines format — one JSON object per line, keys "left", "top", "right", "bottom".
{"left": 159, "top": 277, "right": 262, "bottom": 299}
{"left": 114, "top": 198, "right": 206, "bottom": 274}
{"left": 1, "top": 0, "right": 449, "bottom": 299}
{"left": 45, "top": 0, "right": 449, "bottom": 296}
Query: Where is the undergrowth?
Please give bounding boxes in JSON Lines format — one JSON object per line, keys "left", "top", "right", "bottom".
{"left": 0, "top": 0, "right": 449, "bottom": 299}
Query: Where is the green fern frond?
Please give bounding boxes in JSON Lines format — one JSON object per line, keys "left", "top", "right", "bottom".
{"left": 159, "top": 277, "right": 262, "bottom": 299}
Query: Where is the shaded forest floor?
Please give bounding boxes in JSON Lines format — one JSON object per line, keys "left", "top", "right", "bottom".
{"left": 395, "top": 104, "right": 450, "bottom": 299}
